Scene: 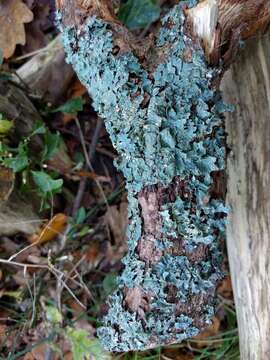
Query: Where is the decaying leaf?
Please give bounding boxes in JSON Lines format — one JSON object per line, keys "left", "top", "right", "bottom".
{"left": 0, "top": 324, "right": 7, "bottom": 342}
{"left": 163, "top": 349, "right": 194, "bottom": 360}
{"left": 29, "top": 213, "right": 67, "bottom": 245}
{"left": 24, "top": 343, "right": 54, "bottom": 360}
{"left": 104, "top": 203, "right": 128, "bottom": 247}
{"left": 63, "top": 81, "right": 87, "bottom": 123}
{"left": 0, "top": 0, "right": 33, "bottom": 58}
{"left": 192, "top": 317, "right": 221, "bottom": 348}
{"left": 218, "top": 276, "right": 233, "bottom": 299}
{"left": 0, "top": 166, "right": 14, "bottom": 202}
{"left": 0, "top": 191, "right": 41, "bottom": 236}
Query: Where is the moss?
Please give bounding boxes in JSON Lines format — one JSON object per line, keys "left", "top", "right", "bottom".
{"left": 59, "top": 0, "right": 230, "bottom": 352}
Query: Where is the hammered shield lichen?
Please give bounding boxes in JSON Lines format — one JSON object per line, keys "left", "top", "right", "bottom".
{"left": 59, "top": 0, "right": 229, "bottom": 351}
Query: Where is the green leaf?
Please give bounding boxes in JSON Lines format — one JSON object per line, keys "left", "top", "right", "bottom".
{"left": 31, "top": 171, "right": 63, "bottom": 194}
{"left": 66, "top": 329, "right": 110, "bottom": 360}
{"left": 4, "top": 143, "right": 28, "bottom": 172}
{"left": 102, "top": 273, "right": 117, "bottom": 296}
{"left": 42, "top": 132, "right": 61, "bottom": 161}
{"left": 75, "top": 207, "right": 87, "bottom": 224}
{"left": 0, "top": 119, "right": 13, "bottom": 134}
{"left": 46, "top": 305, "right": 62, "bottom": 323}
{"left": 53, "top": 97, "right": 85, "bottom": 114}
{"left": 31, "top": 121, "right": 46, "bottom": 136}
{"left": 118, "top": 0, "right": 160, "bottom": 30}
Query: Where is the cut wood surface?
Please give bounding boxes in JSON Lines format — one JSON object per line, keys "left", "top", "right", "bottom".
{"left": 222, "top": 35, "right": 270, "bottom": 360}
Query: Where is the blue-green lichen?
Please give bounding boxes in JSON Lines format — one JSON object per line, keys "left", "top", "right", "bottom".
{"left": 59, "top": 0, "right": 229, "bottom": 352}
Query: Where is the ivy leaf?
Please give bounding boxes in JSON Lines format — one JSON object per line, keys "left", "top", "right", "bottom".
{"left": 53, "top": 97, "right": 85, "bottom": 114}
{"left": 31, "top": 121, "right": 46, "bottom": 136}
{"left": 66, "top": 329, "right": 111, "bottom": 360}
{"left": 4, "top": 142, "right": 28, "bottom": 172}
{"left": 31, "top": 171, "right": 63, "bottom": 194}
{"left": 42, "top": 132, "right": 61, "bottom": 161}
{"left": 118, "top": 0, "right": 160, "bottom": 30}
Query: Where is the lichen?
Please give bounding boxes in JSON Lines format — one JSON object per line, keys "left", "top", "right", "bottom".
{"left": 59, "top": 0, "right": 229, "bottom": 352}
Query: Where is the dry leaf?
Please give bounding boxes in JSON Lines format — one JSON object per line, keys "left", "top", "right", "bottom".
{"left": 0, "top": 0, "right": 33, "bottom": 58}
{"left": 63, "top": 81, "right": 87, "bottom": 123}
{"left": 163, "top": 349, "right": 194, "bottom": 360}
{"left": 24, "top": 343, "right": 57, "bottom": 360}
{"left": 192, "top": 317, "right": 221, "bottom": 348}
{"left": 63, "top": 352, "right": 73, "bottom": 360}
{"left": 218, "top": 276, "right": 233, "bottom": 299}
{"left": 29, "top": 213, "right": 67, "bottom": 245}
{"left": 0, "top": 324, "right": 7, "bottom": 342}
{"left": 104, "top": 203, "right": 128, "bottom": 247}
{"left": 0, "top": 166, "right": 14, "bottom": 202}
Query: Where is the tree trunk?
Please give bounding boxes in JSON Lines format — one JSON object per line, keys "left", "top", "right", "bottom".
{"left": 221, "top": 35, "right": 270, "bottom": 360}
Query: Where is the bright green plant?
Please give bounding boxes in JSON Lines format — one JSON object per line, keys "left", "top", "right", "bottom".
{"left": 0, "top": 118, "right": 63, "bottom": 208}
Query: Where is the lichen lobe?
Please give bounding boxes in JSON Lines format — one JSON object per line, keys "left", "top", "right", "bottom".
{"left": 60, "top": 0, "right": 229, "bottom": 352}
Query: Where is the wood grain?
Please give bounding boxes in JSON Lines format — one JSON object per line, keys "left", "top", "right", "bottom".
{"left": 222, "top": 35, "right": 270, "bottom": 360}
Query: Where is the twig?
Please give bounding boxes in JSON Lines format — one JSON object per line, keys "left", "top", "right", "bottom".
{"left": 8, "top": 221, "right": 70, "bottom": 262}
{"left": 0, "top": 258, "right": 86, "bottom": 310}
{"left": 58, "top": 255, "right": 94, "bottom": 305}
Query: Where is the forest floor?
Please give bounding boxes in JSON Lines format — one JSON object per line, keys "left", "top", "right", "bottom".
{"left": 0, "top": 1, "right": 238, "bottom": 359}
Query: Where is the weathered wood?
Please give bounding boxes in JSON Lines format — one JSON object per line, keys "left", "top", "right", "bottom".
{"left": 221, "top": 35, "right": 270, "bottom": 360}
{"left": 17, "top": 36, "right": 74, "bottom": 104}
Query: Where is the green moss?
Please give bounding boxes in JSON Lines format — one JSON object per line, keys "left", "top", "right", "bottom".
{"left": 59, "top": 0, "right": 229, "bottom": 352}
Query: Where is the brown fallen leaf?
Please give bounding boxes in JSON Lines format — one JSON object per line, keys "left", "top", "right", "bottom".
{"left": 0, "top": 0, "right": 33, "bottom": 58}
{"left": 24, "top": 343, "right": 57, "bottom": 360}
{"left": 217, "top": 276, "right": 233, "bottom": 299}
{"left": 0, "top": 166, "right": 14, "bottom": 202}
{"left": 0, "top": 324, "right": 7, "bottom": 342}
{"left": 163, "top": 349, "right": 194, "bottom": 360}
{"left": 104, "top": 203, "right": 128, "bottom": 247}
{"left": 192, "top": 317, "right": 221, "bottom": 348}
{"left": 63, "top": 81, "right": 87, "bottom": 123}
{"left": 29, "top": 213, "right": 67, "bottom": 245}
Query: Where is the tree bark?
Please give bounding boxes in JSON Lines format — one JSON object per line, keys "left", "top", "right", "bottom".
{"left": 57, "top": 0, "right": 270, "bottom": 353}
{"left": 221, "top": 35, "right": 270, "bottom": 360}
